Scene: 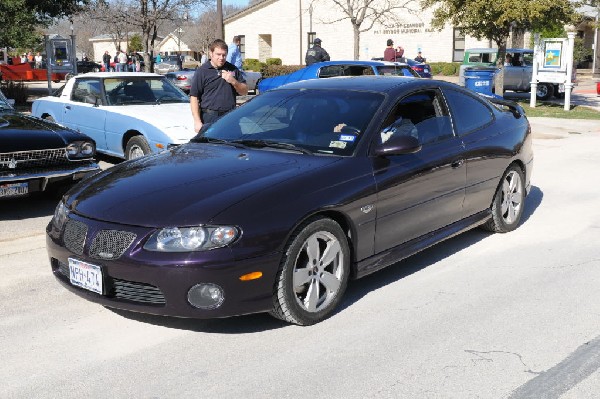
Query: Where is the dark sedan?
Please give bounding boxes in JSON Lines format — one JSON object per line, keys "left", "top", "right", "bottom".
{"left": 0, "top": 89, "right": 100, "bottom": 199}
{"left": 257, "top": 60, "right": 418, "bottom": 92}
{"left": 46, "top": 76, "right": 533, "bottom": 325}
{"left": 76, "top": 60, "right": 103, "bottom": 74}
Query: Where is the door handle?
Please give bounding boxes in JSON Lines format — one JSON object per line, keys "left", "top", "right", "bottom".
{"left": 451, "top": 159, "right": 464, "bottom": 168}
{"left": 65, "top": 105, "right": 71, "bottom": 110}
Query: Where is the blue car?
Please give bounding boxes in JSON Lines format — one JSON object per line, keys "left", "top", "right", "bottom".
{"left": 257, "top": 60, "right": 418, "bottom": 93}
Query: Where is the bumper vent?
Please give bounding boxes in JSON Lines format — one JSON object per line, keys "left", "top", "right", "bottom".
{"left": 56, "top": 260, "right": 165, "bottom": 305}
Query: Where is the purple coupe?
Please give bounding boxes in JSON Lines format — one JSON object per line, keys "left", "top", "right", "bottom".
{"left": 47, "top": 76, "right": 533, "bottom": 325}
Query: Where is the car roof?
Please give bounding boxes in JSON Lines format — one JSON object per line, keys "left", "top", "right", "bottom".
{"left": 466, "top": 48, "right": 533, "bottom": 53}
{"left": 312, "top": 60, "right": 410, "bottom": 67}
{"left": 271, "top": 75, "right": 432, "bottom": 93}
{"left": 73, "top": 72, "right": 163, "bottom": 79}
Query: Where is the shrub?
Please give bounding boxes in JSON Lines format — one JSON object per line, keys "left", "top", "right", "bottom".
{"left": 0, "top": 80, "right": 28, "bottom": 105}
{"left": 243, "top": 58, "right": 265, "bottom": 72}
{"left": 428, "top": 62, "right": 460, "bottom": 76}
{"left": 265, "top": 58, "right": 282, "bottom": 66}
{"left": 261, "top": 64, "right": 304, "bottom": 78}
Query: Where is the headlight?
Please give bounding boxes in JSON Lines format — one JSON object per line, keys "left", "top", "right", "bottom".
{"left": 66, "top": 141, "right": 96, "bottom": 159}
{"left": 52, "top": 201, "right": 69, "bottom": 231}
{"left": 144, "top": 225, "right": 240, "bottom": 252}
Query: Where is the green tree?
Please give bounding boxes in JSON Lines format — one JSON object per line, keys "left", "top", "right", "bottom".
{"left": 0, "top": 0, "right": 88, "bottom": 48}
{"left": 129, "top": 34, "right": 143, "bottom": 53}
{"left": 421, "top": 0, "right": 578, "bottom": 95}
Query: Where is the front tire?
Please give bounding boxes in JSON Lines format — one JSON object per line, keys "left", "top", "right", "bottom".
{"left": 271, "top": 217, "right": 350, "bottom": 326}
{"left": 482, "top": 165, "right": 526, "bottom": 233}
{"left": 125, "top": 136, "right": 152, "bottom": 160}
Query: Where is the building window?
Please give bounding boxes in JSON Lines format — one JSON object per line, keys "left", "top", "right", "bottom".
{"left": 307, "top": 32, "right": 316, "bottom": 47}
{"left": 238, "top": 35, "right": 245, "bottom": 61}
{"left": 453, "top": 28, "right": 465, "bottom": 62}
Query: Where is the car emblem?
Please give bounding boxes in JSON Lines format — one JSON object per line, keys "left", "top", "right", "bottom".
{"left": 98, "top": 252, "right": 114, "bottom": 259}
{"left": 0, "top": 158, "right": 18, "bottom": 169}
{"left": 360, "top": 204, "right": 374, "bottom": 214}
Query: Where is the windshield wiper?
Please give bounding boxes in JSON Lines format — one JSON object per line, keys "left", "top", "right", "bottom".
{"left": 191, "top": 136, "right": 246, "bottom": 148}
{"left": 231, "top": 139, "right": 313, "bottom": 155}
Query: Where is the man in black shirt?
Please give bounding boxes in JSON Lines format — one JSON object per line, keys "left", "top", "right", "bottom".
{"left": 190, "top": 39, "right": 248, "bottom": 132}
{"left": 305, "top": 38, "right": 330, "bottom": 66}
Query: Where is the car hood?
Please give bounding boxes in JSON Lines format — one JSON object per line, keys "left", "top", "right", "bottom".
{"left": 66, "top": 143, "right": 340, "bottom": 227}
{"left": 106, "top": 103, "right": 194, "bottom": 130}
{"left": 0, "top": 111, "right": 83, "bottom": 152}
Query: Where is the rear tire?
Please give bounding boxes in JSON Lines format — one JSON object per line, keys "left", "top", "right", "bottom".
{"left": 125, "top": 136, "right": 152, "bottom": 160}
{"left": 536, "top": 83, "right": 554, "bottom": 100}
{"left": 270, "top": 217, "right": 350, "bottom": 325}
{"left": 44, "top": 115, "right": 55, "bottom": 122}
{"left": 482, "top": 164, "right": 526, "bottom": 233}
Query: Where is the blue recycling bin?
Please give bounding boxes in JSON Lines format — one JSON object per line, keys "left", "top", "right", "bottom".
{"left": 464, "top": 68, "right": 498, "bottom": 96}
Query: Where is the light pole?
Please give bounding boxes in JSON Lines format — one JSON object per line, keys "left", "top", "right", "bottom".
{"left": 176, "top": 27, "right": 184, "bottom": 53}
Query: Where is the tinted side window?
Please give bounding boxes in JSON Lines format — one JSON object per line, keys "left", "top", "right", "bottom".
{"left": 443, "top": 88, "right": 493, "bottom": 136}
{"left": 318, "top": 65, "right": 344, "bottom": 78}
{"left": 380, "top": 90, "right": 453, "bottom": 146}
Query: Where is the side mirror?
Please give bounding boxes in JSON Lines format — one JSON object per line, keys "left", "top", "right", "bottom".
{"left": 373, "top": 134, "right": 421, "bottom": 156}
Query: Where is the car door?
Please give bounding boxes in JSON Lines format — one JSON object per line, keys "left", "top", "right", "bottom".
{"left": 62, "top": 78, "right": 108, "bottom": 151}
{"left": 441, "top": 87, "right": 504, "bottom": 217}
{"left": 372, "top": 89, "right": 466, "bottom": 254}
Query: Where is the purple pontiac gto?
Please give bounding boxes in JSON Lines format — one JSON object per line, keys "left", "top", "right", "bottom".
{"left": 47, "top": 76, "right": 533, "bottom": 325}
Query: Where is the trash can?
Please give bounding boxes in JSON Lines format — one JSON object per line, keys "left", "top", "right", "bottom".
{"left": 463, "top": 67, "right": 498, "bottom": 96}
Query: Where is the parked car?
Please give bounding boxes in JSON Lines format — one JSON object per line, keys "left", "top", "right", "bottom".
{"left": 31, "top": 72, "right": 195, "bottom": 160}
{"left": 0, "top": 88, "right": 100, "bottom": 199}
{"left": 372, "top": 57, "right": 432, "bottom": 78}
{"left": 76, "top": 60, "right": 103, "bottom": 74}
{"left": 46, "top": 76, "right": 533, "bottom": 325}
{"left": 458, "top": 48, "right": 575, "bottom": 100}
{"left": 257, "top": 60, "right": 418, "bottom": 92}
{"left": 165, "top": 69, "right": 262, "bottom": 93}
{"left": 155, "top": 55, "right": 202, "bottom": 74}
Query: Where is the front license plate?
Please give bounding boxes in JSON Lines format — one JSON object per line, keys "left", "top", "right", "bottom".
{"left": 69, "top": 258, "right": 103, "bottom": 294}
{"left": 0, "top": 182, "right": 28, "bottom": 198}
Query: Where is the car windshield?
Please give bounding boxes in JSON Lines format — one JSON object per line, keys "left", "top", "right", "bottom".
{"left": 196, "top": 89, "right": 384, "bottom": 156}
{"left": 376, "top": 66, "right": 418, "bottom": 77}
{"left": 103, "top": 77, "right": 189, "bottom": 105}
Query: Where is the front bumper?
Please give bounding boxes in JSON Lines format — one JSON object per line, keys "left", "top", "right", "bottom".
{"left": 0, "top": 162, "right": 100, "bottom": 197}
{"left": 46, "top": 213, "right": 281, "bottom": 319}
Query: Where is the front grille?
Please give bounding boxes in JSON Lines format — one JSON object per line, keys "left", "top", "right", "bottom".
{"left": 0, "top": 148, "right": 69, "bottom": 171}
{"left": 89, "top": 230, "right": 137, "bottom": 260}
{"left": 56, "top": 260, "right": 166, "bottom": 305}
{"left": 63, "top": 219, "right": 87, "bottom": 255}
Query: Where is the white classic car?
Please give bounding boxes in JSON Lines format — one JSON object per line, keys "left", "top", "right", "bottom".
{"left": 31, "top": 72, "right": 195, "bottom": 160}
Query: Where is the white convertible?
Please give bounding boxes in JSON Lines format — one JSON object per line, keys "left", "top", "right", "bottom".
{"left": 32, "top": 72, "right": 195, "bottom": 160}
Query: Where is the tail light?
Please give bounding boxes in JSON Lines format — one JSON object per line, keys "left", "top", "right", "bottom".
{"left": 176, "top": 75, "right": 188, "bottom": 81}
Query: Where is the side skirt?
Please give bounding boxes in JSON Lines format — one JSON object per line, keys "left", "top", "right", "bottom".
{"left": 355, "top": 210, "right": 491, "bottom": 279}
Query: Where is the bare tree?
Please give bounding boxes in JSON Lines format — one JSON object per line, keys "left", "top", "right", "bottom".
{"left": 87, "top": 0, "right": 209, "bottom": 72}
{"left": 319, "top": 0, "right": 418, "bottom": 59}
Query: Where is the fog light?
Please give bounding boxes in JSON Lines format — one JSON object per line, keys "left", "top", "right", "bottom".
{"left": 187, "top": 283, "right": 224, "bottom": 309}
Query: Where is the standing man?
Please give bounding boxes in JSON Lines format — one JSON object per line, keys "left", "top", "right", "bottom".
{"left": 102, "top": 50, "right": 111, "bottom": 72}
{"left": 117, "top": 50, "right": 128, "bottom": 72}
{"left": 305, "top": 38, "right": 329, "bottom": 66}
{"left": 226, "top": 36, "right": 243, "bottom": 70}
{"left": 384, "top": 39, "right": 404, "bottom": 62}
{"left": 190, "top": 39, "right": 248, "bottom": 133}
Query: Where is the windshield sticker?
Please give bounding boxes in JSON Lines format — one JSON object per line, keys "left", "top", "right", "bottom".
{"left": 329, "top": 141, "right": 347, "bottom": 149}
{"left": 339, "top": 135, "right": 356, "bottom": 142}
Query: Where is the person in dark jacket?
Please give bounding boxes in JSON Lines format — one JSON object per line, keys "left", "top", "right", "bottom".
{"left": 305, "top": 38, "right": 330, "bottom": 66}
{"left": 102, "top": 51, "right": 112, "bottom": 72}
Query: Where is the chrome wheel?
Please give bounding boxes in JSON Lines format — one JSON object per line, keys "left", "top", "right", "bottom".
{"left": 271, "top": 218, "right": 350, "bottom": 325}
{"left": 292, "top": 231, "right": 344, "bottom": 313}
{"left": 129, "top": 145, "right": 145, "bottom": 159}
{"left": 482, "top": 165, "right": 526, "bottom": 233}
{"left": 500, "top": 170, "right": 523, "bottom": 225}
